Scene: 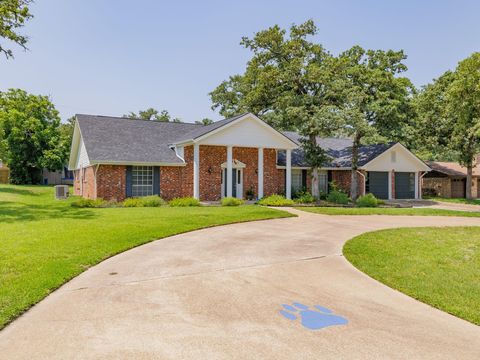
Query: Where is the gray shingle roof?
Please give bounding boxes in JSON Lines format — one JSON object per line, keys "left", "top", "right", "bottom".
{"left": 77, "top": 114, "right": 202, "bottom": 164}
{"left": 278, "top": 131, "right": 395, "bottom": 168}
{"left": 76, "top": 114, "right": 395, "bottom": 168}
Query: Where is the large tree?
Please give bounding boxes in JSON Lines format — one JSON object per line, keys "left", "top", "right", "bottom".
{"left": 414, "top": 71, "right": 458, "bottom": 161}
{"left": 0, "top": 89, "right": 64, "bottom": 184}
{"left": 0, "top": 0, "right": 33, "bottom": 59}
{"left": 123, "top": 108, "right": 182, "bottom": 122}
{"left": 210, "top": 20, "right": 344, "bottom": 197}
{"left": 446, "top": 53, "right": 480, "bottom": 199}
{"left": 337, "top": 46, "right": 414, "bottom": 200}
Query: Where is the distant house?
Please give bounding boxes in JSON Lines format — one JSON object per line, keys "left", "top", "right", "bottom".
{"left": 42, "top": 167, "right": 74, "bottom": 185}
{"left": 68, "top": 113, "right": 430, "bottom": 201}
{"left": 0, "top": 161, "right": 9, "bottom": 184}
{"left": 424, "top": 161, "right": 480, "bottom": 198}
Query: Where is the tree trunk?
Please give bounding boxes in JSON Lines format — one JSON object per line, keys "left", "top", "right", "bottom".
{"left": 466, "top": 165, "right": 473, "bottom": 199}
{"left": 309, "top": 134, "right": 320, "bottom": 199}
{"left": 350, "top": 134, "right": 361, "bottom": 201}
{"left": 311, "top": 167, "right": 319, "bottom": 198}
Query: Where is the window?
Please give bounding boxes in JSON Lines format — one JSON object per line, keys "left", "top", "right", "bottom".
{"left": 132, "top": 166, "right": 153, "bottom": 197}
{"left": 391, "top": 151, "right": 396, "bottom": 163}
{"left": 318, "top": 172, "right": 328, "bottom": 194}
{"left": 291, "top": 169, "right": 303, "bottom": 192}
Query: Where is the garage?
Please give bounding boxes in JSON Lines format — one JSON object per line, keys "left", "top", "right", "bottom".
{"left": 451, "top": 178, "right": 466, "bottom": 198}
{"left": 395, "top": 172, "right": 415, "bottom": 199}
{"left": 366, "top": 171, "right": 389, "bottom": 199}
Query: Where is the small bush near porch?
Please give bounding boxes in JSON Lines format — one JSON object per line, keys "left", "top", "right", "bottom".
{"left": 0, "top": 185, "right": 292, "bottom": 329}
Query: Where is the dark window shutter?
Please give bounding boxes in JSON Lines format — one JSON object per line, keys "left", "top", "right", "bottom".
{"left": 327, "top": 170, "right": 332, "bottom": 193}
{"left": 126, "top": 166, "right": 132, "bottom": 197}
{"left": 153, "top": 167, "right": 160, "bottom": 195}
{"left": 302, "top": 169, "right": 307, "bottom": 189}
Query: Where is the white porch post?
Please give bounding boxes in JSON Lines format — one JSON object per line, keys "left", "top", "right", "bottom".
{"left": 193, "top": 144, "right": 200, "bottom": 199}
{"left": 258, "top": 147, "right": 264, "bottom": 199}
{"left": 414, "top": 171, "right": 419, "bottom": 199}
{"left": 388, "top": 170, "right": 392, "bottom": 200}
{"left": 286, "top": 149, "right": 292, "bottom": 199}
{"left": 226, "top": 145, "right": 233, "bottom": 198}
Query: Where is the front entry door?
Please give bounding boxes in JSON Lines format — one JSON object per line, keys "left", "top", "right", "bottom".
{"left": 222, "top": 168, "right": 242, "bottom": 198}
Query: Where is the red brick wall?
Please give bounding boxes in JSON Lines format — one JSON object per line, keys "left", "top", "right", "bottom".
{"left": 73, "top": 165, "right": 97, "bottom": 199}
{"left": 75, "top": 145, "right": 286, "bottom": 201}
{"left": 160, "top": 145, "right": 194, "bottom": 200}
{"left": 264, "top": 149, "right": 285, "bottom": 196}
{"left": 331, "top": 170, "right": 364, "bottom": 196}
{"left": 96, "top": 165, "right": 126, "bottom": 201}
{"left": 200, "top": 145, "right": 226, "bottom": 201}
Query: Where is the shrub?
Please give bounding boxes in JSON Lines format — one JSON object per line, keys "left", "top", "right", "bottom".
{"left": 169, "top": 197, "right": 201, "bottom": 207}
{"left": 221, "top": 197, "right": 244, "bottom": 206}
{"left": 122, "top": 198, "right": 144, "bottom": 207}
{"left": 257, "top": 194, "right": 294, "bottom": 206}
{"left": 356, "top": 193, "right": 379, "bottom": 207}
{"left": 122, "top": 195, "right": 167, "bottom": 207}
{"left": 326, "top": 189, "right": 350, "bottom": 205}
{"left": 294, "top": 191, "right": 316, "bottom": 204}
{"left": 71, "top": 198, "right": 107, "bottom": 208}
{"left": 141, "top": 195, "right": 166, "bottom": 207}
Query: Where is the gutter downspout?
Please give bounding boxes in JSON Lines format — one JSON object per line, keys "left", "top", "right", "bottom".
{"left": 94, "top": 164, "right": 100, "bottom": 199}
{"left": 419, "top": 171, "right": 428, "bottom": 200}
{"left": 356, "top": 170, "right": 366, "bottom": 196}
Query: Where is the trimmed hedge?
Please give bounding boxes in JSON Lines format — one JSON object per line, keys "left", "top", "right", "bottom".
{"left": 169, "top": 197, "right": 201, "bottom": 207}
{"left": 221, "top": 197, "right": 244, "bottom": 206}
{"left": 258, "top": 194, "right": 294, "bottom": 206}
{"left": 356, "top": 193, "right": 379, "bottom": 207}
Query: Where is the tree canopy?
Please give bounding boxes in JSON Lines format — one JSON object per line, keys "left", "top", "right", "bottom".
{"left": 210, "top": 20, "right": 413, "bottom": 198}
{"left": 195, "top": 118, "right": 214, "bottom": 125}
{"left": 123, "top": 108, "right": 182, "bottom": 122}
{"left": 0, "top": 89, "right": 64, "bottom": 184}
{"left": 0, "top": 0, "right": 33, "bottom": 59}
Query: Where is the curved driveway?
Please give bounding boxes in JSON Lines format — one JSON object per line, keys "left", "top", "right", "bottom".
{"left": 1, "top": 208, "right": 480, "bottom": 359}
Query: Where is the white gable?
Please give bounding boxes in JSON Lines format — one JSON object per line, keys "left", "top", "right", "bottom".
{"left": 68, "top": 122, "right": 91, "bottom": 170}
{"left": 196, "top": 114, "right": 297, "bottom": 149}
{"left": 363, "top": 143, "right": 430, "bottom": 172}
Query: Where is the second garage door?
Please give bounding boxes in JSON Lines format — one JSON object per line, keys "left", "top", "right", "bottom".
{"left": 395, "top": 172, "right": 415, "bottom": 199}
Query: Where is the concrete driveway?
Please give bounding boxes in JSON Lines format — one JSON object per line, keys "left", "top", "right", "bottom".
{"left": 1, "top": 209, "right": 480, "bottom": 359}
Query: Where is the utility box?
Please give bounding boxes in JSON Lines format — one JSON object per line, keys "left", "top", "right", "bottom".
{"left": 54, "top": 185, "right": 69, "bottom": 200}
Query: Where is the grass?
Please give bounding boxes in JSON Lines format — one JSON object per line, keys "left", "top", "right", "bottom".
{"left": 0, "top": 185, "right": 292, "bottom": 329}
{"left": 296, "top": 206, "right": 480, "bottom": 217}
{"left": 425, "top": 196, "right": 480, "bottom": 206}
{"left": 344, "top": 227, "right": 480, "bottom": 325}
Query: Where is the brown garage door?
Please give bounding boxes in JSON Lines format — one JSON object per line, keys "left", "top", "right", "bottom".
{"left": 451, "top": 178, "right": 466, "bottom": 198}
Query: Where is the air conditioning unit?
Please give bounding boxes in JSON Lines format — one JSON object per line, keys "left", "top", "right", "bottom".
{"left": 55, "top": 185, "right": 69, "bottom": 200}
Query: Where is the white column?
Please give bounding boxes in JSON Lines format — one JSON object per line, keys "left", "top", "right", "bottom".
{"left": 414, "top": 171, "right": 419, "bottom": 199}
{"left": 193, "top": 144, "right": 200, "bottom": 199}
{"left": 258, "top": 148, "right": 264, "bottom": 199}
{"left": 226, "top": 145, "right": 233, "bottom": 198}
{"left": 286, "top": 149, "right": 292, "bottom": 199}
{"left": 388, "top": 170, "right": 393, "bottom": 200}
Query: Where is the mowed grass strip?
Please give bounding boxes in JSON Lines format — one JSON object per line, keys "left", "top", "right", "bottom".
{"left": 0, "top": 185, "right": 292, "bottom": 329}
{"left": 297, "top": 206, "right": 480, "bottom": 217}
{"left": 344, "top": 227, "right": 480, "bottom": 325}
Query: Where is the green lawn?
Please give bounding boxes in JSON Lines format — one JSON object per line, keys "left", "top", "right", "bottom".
{"left": 344, "top": 227, "right": 480, "bottom": 325}
{"left": 425, "top": 196, "right": 480, "bottom": 206}
{"left": 0, "top": 185, "right": 292, "bottom": 329}
{"left": 297, "top": 206, "right": 480, "bottom": 217}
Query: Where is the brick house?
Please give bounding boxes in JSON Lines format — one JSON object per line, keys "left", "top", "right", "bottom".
{"left": 68, "top": 113, "right": 430, "bottom": 201}
{"left": 423, "top": 161, "right": 480, "bottom": 198}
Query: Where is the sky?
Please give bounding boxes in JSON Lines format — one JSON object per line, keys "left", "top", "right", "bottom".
{"left": 1, "top": 0, "right": 479, "bottom": 123}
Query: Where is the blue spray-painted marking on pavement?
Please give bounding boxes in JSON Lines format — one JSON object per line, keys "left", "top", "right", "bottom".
{"left": 279, "top": 302, "right": 348, "bottom": 330}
